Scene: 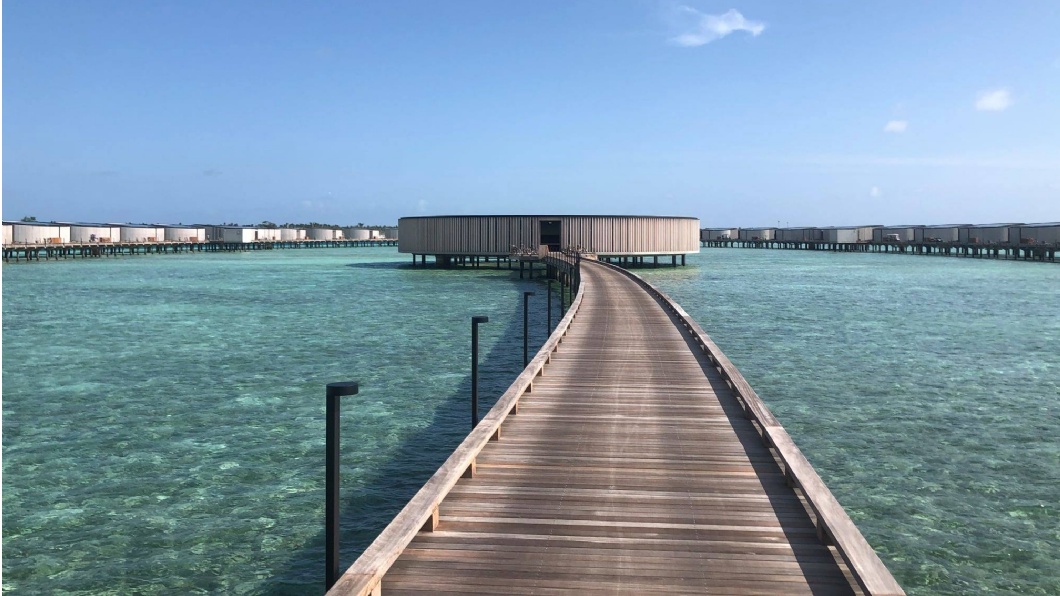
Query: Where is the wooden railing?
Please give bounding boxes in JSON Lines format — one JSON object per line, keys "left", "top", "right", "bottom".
{"left": 327, "top": 256, "right": 585, "bottom": 596}
{"left": 598, "top": 260, "right": 905, "bottom": 596}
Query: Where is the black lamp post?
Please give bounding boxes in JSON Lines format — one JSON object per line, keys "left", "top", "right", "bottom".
{"left": 559, "top": 276, "right": 566, "bottom": 312}
{"left": 574, "top": 253, "right": 580, "bottom": 295}
{"left": 325, "top": 380, "right": 360, "bottom": 591}
{"left": 523, "top": 291, "right": 535, "bottom": 368}
{"left": 471, "top": 316, "right": 489, "bottom": 428}
{"left": 576, "top": 251, "right": 585, "bottom": 294}
{"left": 547, "top": 279, "right": 553, "bottom": 332}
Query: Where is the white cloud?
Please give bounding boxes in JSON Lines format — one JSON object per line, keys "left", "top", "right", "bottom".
{"left": 883, "top": 120, "right": 908, "bottom": 133}
{"left": 668, "top": 7, "right": 765, "bottom": 47}
{"left": 416, "top": 199, "right": 429, "bottom": 213}
{"left": 869, "top": 186, "right": 882, "bottom": 198}
{"left": 975, "top": 88, "right": 1013, "bottom": 111}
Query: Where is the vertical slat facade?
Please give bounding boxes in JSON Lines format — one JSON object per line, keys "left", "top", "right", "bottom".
{"left": 398, "top": 216, "right": 700, "bottom": 256}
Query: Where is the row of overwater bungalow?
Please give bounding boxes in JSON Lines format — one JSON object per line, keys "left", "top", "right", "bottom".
{"left": 2, "top": 222, "right": 399, "bottom": 245}
{"left": 701, "top": 223, "right": 1060, "bottom": 245}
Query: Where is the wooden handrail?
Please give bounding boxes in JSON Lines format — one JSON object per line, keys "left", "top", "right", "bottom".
{"left": 328, "top": 257, "right": 585, "bottom": 596}
{"left": 597, "top": 260, "right": 905, "bottom": 596}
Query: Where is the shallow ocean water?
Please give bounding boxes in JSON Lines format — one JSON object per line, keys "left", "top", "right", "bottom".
{"left": 636, "top": 250, "right": 1060, "bottom": 595}
{"left": 3, "top": 247, "right": 1058, "bottom": 594}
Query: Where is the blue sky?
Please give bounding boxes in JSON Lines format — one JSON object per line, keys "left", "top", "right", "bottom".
{"left": 4, "top": 1, "right": 1059, "bottom": 227}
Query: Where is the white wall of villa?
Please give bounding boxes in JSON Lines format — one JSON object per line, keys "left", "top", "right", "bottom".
{"left": 959, "top": 225, "right": 1009, "bottom": 244}
{"left": 873, "top": 226, "right": 919, "bottom": 242}
{"left": 70, "top": 224, "right": 122, "bottom": 242}
{"left": 738, "top": 228, "right": 775, "bottom": 241}
{"left": 163, "top": 227, "right": 207, "bottom": 242}
{"left": 775, "top": 228, "right": 818, "bottom": 242}
{"left": 1012, "top": 224, "right": 1060, "bottom": 244}
{"left": 307, "top": 228, "right": 342, "bottom": 240}
{"left": 258, "top": 228, "right": 282, "bottom": 241}
{"left": 11, "top": 222, "right": 72, "bottom": 244}
{"left": 119, "top": 225, "right": 165, "bottom": 242}
{"left": 221, "top": 227, "right": 257, "bottom": 243}
{"left": 820, "top": 227, "right": 877, "bottom": 243}
{"left": 915, "top": 226, "right": 960, "bottom": 242}
{"left": 345, "top": 228, "right": 372, "bottom": 240}
{"left": 701, "top": 228, "right": 739, "bottom": 241}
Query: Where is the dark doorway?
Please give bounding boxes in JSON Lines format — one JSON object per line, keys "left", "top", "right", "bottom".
{"left": 539, "top": 220, "right": 561, "bottom": 251}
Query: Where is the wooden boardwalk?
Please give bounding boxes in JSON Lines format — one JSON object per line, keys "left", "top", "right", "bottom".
{"left": 332, "top": 258, "right": 903, "bottom": 595}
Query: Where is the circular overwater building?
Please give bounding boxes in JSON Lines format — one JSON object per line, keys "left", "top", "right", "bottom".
{"left": 399, "top": 215, "right": 700, "bottom": 266}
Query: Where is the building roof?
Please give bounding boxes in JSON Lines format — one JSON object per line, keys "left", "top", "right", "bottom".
{"left": 1015, "top": 222, "right": 1060, "bottom": 228}
{"left": 3, "top": 220, "right": 69, "bottom": 227}
{"left": 400, "top": 214, "right": 699, "bottom": 220}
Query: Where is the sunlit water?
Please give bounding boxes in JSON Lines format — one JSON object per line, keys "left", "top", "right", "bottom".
{"left": 3, "top": 247, "right": 1058, "bottom": 595}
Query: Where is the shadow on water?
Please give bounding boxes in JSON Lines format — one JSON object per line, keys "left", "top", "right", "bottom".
{"left": 345, "top": 261, "right": 531, "bottom": 273}
{"left": 344, "top": 261, "right": 409, "bottom": 270}
{"left": 263, "top": 269, "right": 559, "bottom": 595}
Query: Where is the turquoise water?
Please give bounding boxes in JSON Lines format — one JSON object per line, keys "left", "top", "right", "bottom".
{"left": 635, "top": 250, "right": 1060, "bottom": 595}
{"left": 3, "top": 247, "right": 1058, "bottom": 594}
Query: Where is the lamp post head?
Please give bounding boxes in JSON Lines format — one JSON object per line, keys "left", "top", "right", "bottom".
{"left": 524, "top": 291, "right": 536, "bottom": 297}
{"left": 326, "top": 381, "right": 360, "bottom": 398}
{"left": 472, "top": 315, "right": 489, "bottom": 325}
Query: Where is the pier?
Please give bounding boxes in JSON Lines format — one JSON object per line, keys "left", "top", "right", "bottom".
{"left": 1, "top": 239, "right": 398, "bottom": 262}
{"left": 329, "top": 255, "right": 903, "bottom": 595}
{"left": 700, "top": 239, "right": 1057, "bottom": 263}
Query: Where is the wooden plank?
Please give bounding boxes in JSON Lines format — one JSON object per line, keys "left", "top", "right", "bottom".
{"left": 330, "top": 257, "right": 900, "bottom": 596}
{"left": 328, "top": 258, "right": 586, "bottom": 596}
{"left": 604, "top": 261, "right": 904, "bottom": 596}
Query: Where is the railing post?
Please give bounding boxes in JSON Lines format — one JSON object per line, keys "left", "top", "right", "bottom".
{"left": 471, "top": 316, "right": 489, "bottom": 428}
{"left": 523, "top": 291, "right": 535, "bottom": 368}
{"left": 325, "top": 380, "right": 360, "bottom": 592}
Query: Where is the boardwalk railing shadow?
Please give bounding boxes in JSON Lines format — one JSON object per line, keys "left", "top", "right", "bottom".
{"left": 626, "top": 263, "right": 902, "bottom": 595}
{"left": 261, "top": 272, "right": 558, "bottom": 595}
{"left": 665, "top": 314, "right": 853, "bottom": 594}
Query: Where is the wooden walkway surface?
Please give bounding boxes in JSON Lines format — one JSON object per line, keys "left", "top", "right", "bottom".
{"left": 332, "top": 259, "right": 902, "bottom": 595}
